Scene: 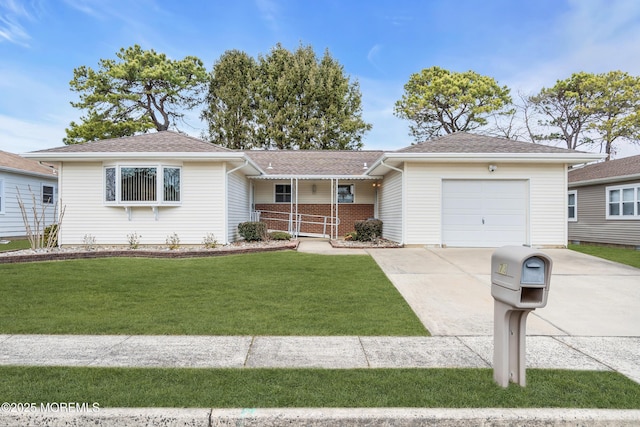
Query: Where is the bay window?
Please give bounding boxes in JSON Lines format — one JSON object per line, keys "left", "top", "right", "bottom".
{"left": 105, "top": 165, "right": 181, "bottom": 205}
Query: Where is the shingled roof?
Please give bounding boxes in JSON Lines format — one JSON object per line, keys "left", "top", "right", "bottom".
{"left": 0, "top": 150, "right": 57, "bottom": 177}
{"left": 569, "top": 154, "right": 640, "bottom": 184}
{"left": 30, "top": 131, "right": 232, "bottom": 154}
{"left": 245, "top": 150, "right": 384, "bottom": 176}
{"left": 397, "top": 132, "right": 579, "bottom": 154}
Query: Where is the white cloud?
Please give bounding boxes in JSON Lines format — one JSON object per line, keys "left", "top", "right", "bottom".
{"left": 505, "top": 0, "right": 640, "bottom": 93}
{"left": 255, "top": 0, "right": 279, "bottom": 32}
{"left": 0, "top": 0, "right": 40, "bottom": 46}
{"left": 0, "top": 114, "right": 67, "bottom": 153}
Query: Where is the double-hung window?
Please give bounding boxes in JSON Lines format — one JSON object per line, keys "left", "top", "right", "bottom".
{"left": 337, "top": 184, "right": 354, "bottom": 203}
{"left": 275, "top": 184, "right": 291, "bottom": 203}
{"left": 567, "top": 190, "right": 577, "bottom": 221}
{"left": 42, "top": 185, "right": 55, "bottom": 204}
{"left": 606, "top": 183, "right": 640, "bottom": 219}
{"left": 105, "top": 165, "right": 181, "bottom": 205}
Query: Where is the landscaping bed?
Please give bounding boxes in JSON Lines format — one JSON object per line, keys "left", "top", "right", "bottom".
{"left": 0, "top": 240, "right": 298, "bottom": 263}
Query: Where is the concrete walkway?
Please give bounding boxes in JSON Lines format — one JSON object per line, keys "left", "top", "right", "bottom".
{"left": 1, "top": 239, "right": 639, "bottom": 426}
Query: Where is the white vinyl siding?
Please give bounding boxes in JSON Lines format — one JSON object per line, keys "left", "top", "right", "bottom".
{"left": 404, "top": 162, "right": 568, "bottom": 247}
{"left": 58, "top": 162, "right": 226, "bottom": 245}
{"left": 378, "top": 169, "right": 403, "bottom": 243}
{"left": 227, "top": 168, "right": 250, "bottom": 242}
{"left": 0, "top": 172, "right": 58, "bottom": 238}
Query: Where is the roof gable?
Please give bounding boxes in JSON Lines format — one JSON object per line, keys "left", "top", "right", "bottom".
{"left": 397, "top": 132, "right": 580, "bottom": 154}
{"left": 569, "top": 154, "right": 640, "bottom": 184}
{"left": 0, "top": 150, "right": 57, "bottom": 177}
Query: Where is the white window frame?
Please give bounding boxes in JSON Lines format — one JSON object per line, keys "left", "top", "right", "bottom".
{"left": 337, "top": 184, "right": 355, "bottom": 203}
{"left": 0, "top": 179, "right": 4, "bottom": 214}
{"left": 104, "top": 164, "right": 182, "bottom": 206}
{"left": 567, "top": 190, "right": 577, "bottom": 222}
{"left": 274, "top": 184, "right": 291, "bottom": 203}
{"left": 42, "top": 184, "right": 55, "bottom": 205}
{"left": 606, "top": 183, "right": 640, "bottom": 219}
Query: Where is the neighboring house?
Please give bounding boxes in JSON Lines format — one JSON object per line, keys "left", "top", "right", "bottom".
{"left": 25, "top": 131, "right": 600, "bottom": 248}
{"left": 568, "top": 154, "right": 640, "bottom": 248}
{"left": 0, "top": 150, "right": 58, "bottom": 238}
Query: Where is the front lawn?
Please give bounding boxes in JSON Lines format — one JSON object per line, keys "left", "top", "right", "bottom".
{"left": 1, "top": 367, "right": 638, "bottom": 408}
{"left": 569, "top": 244, "right": 640, "bottom": 269}
{"left": 0, "top": 251, "right": 427, "bottom": 336}
{"left": 0, "top": 239, "right": 30, "bottom": 252}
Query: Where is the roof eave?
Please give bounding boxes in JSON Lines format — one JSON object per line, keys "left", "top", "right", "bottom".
{"left": 249, "top": 174, "right": 382, "bottom": 180}
{"left": 367, "top": 152, "right": 605, "bottom": 175}
{"left": 569, "top": 173, "right": 640, "bottom": 187}
{"left": 23, "top": 152, "right": 248, "bottom": 161}
{"left": 0, "top": 166, "right": 57, "bottom": 179}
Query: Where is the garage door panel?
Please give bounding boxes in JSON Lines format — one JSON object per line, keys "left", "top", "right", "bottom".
{"left": 442, "top": 180, "right": 528, "bottom": 247}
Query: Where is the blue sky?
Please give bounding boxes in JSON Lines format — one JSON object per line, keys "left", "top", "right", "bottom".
{"left": 2, "top": 0, "right": 640, "bottom": 157}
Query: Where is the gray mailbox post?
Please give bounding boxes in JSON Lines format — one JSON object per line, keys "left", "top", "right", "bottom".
{"left": 491, "top": 246, "right": 552, "bottom": 387}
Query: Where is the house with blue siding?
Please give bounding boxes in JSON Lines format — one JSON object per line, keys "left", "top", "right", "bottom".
{"left": 0, "top": 150, "right": 58, "bottom": 238}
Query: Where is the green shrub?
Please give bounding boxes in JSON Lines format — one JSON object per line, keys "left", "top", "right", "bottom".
{"left": 354, "top": 219, "right": 383, "bottom": 242}
{"left": 269, "top": 231, "right": 291, "bottom": 241}
{"left": 43, "top": 224, "right": 59, "bottom": 247}
{"left": 238, "top": 221, "right": 267, "bottom": 241}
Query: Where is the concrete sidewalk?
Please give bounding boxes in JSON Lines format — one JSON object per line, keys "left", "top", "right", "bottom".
{"left": 0, "top": 334, "right": 622, "bottom": 373}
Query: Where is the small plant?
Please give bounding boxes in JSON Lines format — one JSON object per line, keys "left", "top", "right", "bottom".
{"left": 82, "top": 234, "right": 96, "bottom": 250}
{"left": 127, "top": 232, "right": 141, "bottom": 249}
{"left": 344, "top": 231, "right": 357, "bottom": 241}
{"left": 238, "top": 221, "right": 267, "bottom": 241}
{"left": 166, "top": 232, "right": 180, "bottom": 250}
{"left": 269, "top": 231, "right": 291, "bottom": 241}
{"left": 203, "top": 233, "right": 218, "bottom": 249}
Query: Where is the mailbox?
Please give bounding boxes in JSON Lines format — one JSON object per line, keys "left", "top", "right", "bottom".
{"left": 491, "top": 246, "right": 552, "bottom": 309}
{"left": 491, "top": 245, "right": 553, "bottom": 387}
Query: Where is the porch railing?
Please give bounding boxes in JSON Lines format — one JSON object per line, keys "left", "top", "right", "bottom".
{"left": 251, "top": 210, "right": 339, "bottom": 238}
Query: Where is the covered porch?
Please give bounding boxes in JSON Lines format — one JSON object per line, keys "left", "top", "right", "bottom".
{"left": 250, "top": 177, "right": 381, "bottom": 239}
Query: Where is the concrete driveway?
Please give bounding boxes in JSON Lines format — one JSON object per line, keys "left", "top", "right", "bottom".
{"left": 368, "top": 247, "right": 640, "bottom": 337}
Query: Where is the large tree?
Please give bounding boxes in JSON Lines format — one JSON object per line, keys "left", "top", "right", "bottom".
{"left": 586, "top": 71, "right": 640, "bottom": 160}
{"left": 528, "top": 72, "right": 598, "bottom": 151}
{"left": 65, "top": 45, "right": 208, "bottom": 144}
{"left": 201, "top": 50, "right": 258, "bottom": 149}
{"left": 203, "top": 43, "right": 371, "bottom": 150}
{"left": 394, "top": 66, "right": 512, "bottom": 141}
{"left": 529, "top": 71, "right": 640, "bottom": 159}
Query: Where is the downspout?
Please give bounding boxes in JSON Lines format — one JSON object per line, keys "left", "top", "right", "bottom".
{"left": 380, "top": 160, "right": 405, "bottom": 245}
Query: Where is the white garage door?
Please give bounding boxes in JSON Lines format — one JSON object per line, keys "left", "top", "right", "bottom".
{"left": 442, "top": 180, "right": 528, "bottom": 247}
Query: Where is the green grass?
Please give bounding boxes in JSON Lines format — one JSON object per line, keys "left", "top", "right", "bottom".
{"left": 0, "top": 239, "right": 30, "bottom": 252}
{"left": 0, "top": 251, "right": 427, "bottom": 336}
{"left": 569, "top": 244, "right": 640, "bottom": 269}
{"left": 0, "top": 367, "right": 638, "bottom": 408}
